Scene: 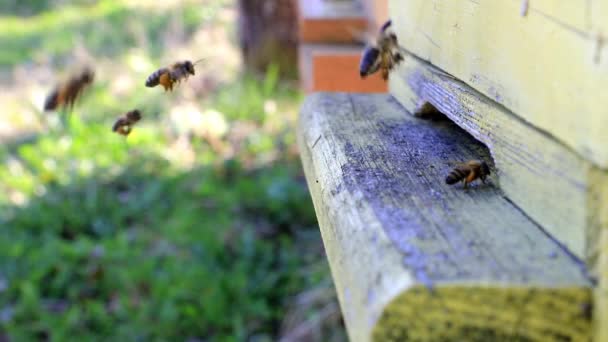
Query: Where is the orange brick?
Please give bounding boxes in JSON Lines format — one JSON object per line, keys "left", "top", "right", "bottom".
{"left": 298, "top": 0, "right": 367, "bottom": 43}
{"left": 299, "top": 44, "right": 387, "bottom": 93}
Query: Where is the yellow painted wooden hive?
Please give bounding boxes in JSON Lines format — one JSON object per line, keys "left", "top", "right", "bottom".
{"left": 297, "top": 1, "right": 608, "bottom": 340}
{"left": 386, "top": 0, "right": 608, "bottom": 341}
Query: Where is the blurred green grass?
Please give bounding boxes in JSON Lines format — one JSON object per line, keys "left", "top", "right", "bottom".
{"left": 0, "top": 0, "right": 225, "bottom": 67}
{"left": 0, "top": 1, "right": 344, "bottom": 341}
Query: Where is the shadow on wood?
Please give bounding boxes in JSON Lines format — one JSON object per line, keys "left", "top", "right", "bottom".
{"left": 298, "top": 92, "right": 593, "bottom": 341}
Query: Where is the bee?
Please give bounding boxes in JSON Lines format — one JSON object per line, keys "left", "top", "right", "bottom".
{"left": 445, "top": 160, "right": 491, "bottom": 189}
{"left": 44, "top": 68, "right": 94, "bottom": 111}
{"left": 112, "top": 109, "right": 142, "bottom": 136}
{"left": 145, "top": 59, "right": 205, "bottom": 91}
{"left": 359, "top": 20, "right": 403, "bottom": 80}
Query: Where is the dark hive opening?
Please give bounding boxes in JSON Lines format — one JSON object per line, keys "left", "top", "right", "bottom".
{"left": 411, "top": 100, "right": 498, "bottom": 188}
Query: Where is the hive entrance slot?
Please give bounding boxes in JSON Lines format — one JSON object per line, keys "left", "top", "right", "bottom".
{"left": 410, "top": 100, "right": 498, "bottom": 189}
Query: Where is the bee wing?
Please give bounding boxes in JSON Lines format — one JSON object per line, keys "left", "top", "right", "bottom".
{"left": 192, "top": 58, "right": 207, "bottom": 65}
{"left": 444, "top": 160, "right": 465, "bottom": 167}
{"left": 466, "top": 160, "right": 484, "bottom": 170}
{"left": 393, "top": 45, "right": 457, "bottom": 80}
{"left": 346, "top": 26, "right": 376, "bottom": 46}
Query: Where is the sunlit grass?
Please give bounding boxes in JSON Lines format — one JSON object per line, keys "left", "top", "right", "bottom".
{"left": 0, "top": 0, "right": 225, "bottom": 67}
{"left": 0, "top": 1, "right": 344, "bottom": 340}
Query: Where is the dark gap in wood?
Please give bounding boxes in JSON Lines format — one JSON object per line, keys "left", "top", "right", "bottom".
{"left": 412, "top": 100, "right": 497, "bottom": 178}
{"left": 412, "top": 101, "right": 448, "bottom": 121}
{"left": 407, "top": 97, "right": 588, "bottom": 268}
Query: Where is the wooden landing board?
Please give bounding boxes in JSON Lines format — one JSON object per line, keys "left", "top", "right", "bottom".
{"left": 387, "top": 0, "right": 608, "bottom": 169}
{"left": 298, "top": 92, "right": 592, "bottom": 341}
{"left": 388, "top": 56, "right": 608, "bottom": 340}
{"left": 388, "top": 53, "right": 608, "bottom": 261}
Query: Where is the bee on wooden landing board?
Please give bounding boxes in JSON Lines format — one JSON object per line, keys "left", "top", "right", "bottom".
{"left": 112, "top": 109, "right": 142, "bottom": 136}
{"left": 359, "top": 20, "right": 403, "bottom": 80}
{"left": 44, "top": 67, "right": 95, "bottom": 111}
{"left": 445, "top": 160, "right": 491, "bottom": 189}
{"left": 145, "top": 59, "right": 205, "bottom": 91}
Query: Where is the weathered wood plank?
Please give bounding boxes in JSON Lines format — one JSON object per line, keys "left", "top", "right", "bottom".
{"left": 388, "top": 55, "right": 608, "bottom": 341}
{"left": 387, "top": 0, "right": 608, "bottom": 168}
{"left": 589, "top": 169, "right": 608, "bottom": 342}
{"left": 298, "top": 44, "right": 387, "bottom": 93}
{"left": 298, "top": 92, "right": 593, "bottom": 341}
{"left": 389, "top": 54, "right": 604, "bottom": 260}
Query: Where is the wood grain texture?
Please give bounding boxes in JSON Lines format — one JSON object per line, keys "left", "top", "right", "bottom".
{"left": 589, "top": 167, "right": 608, "bottom": 342}
{"left": 298, "top": 92, "right": 592, "bottom": 341}
{"left": 387, "top": 0, "right": 608, "bottom": 168}
{"left": 388, "top": 54, "right": 603, "bottom": 260}
{"left": 388, "top": 55, "right": 608, "bottom": 341}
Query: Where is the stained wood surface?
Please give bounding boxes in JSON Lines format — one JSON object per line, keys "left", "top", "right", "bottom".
{"left": 298, "top": 92, "right": 593, "bottom": 341}
{"left": 387, "top": 0, "right": 608, "bottom": 168}
{"left": 389, "top": 54, "right": 605, "bottom": 260}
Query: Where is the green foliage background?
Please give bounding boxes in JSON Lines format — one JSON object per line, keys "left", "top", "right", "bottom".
{"left": 0, "top": 1, "right": 344, "bottom": 341}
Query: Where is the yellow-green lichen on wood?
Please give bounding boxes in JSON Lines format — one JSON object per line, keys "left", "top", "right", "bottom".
{"left": 298, "top": 92, "right": 593, "bottom": 341}
{"left": 387, "top": 0, "right": 608, "bottom": 168}
{"left": 374, "top": 286, "right": 592, "bottom": 342}
{"left": 589, "top": 167, "right": 608, "bottom": 342}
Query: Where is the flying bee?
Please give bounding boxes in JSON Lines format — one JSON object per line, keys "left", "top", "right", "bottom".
{"left": 445, "top": 160, "right": 491, "bottom": 189}
{"left": 145, "top": 59, "right": 205, "bottom": 91}
{"left": 44, "top": 67, "right": 94, "bottom": 111}
{"left": 359, "top": 20, "right": 403, "bottom": 80}
{"left": 112, "top": 109, "right": 142, "bottom": 136}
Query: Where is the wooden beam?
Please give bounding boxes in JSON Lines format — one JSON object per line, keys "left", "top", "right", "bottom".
{"left": 298, "top": 92, "right": 593, "bottom": 341}
{"left": 389, "top": 53, "right": 608, "bottom": 261}
{"left": 298, "top": 44, "right": 387, "bottom": 93}
{"left": 298, "top": 0, "right": 367, "bottom": 43}
{"left": 387, "top": 0, "right": 608, "bottom": 168}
